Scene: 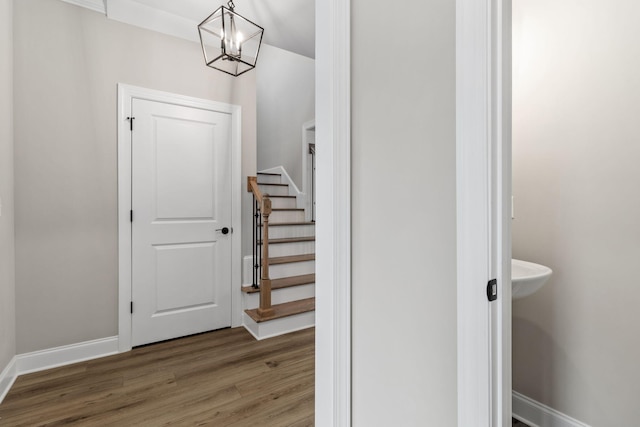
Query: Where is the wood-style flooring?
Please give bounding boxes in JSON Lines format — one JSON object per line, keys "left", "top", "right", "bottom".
{"left": 0, "top": 327, "right": 314, "bottom": 426}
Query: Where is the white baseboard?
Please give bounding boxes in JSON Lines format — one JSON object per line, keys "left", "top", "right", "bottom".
{"left": 243, "top": 255, "right": 255, "bottom": 287}
{"left": 0, "top": 337, "right": 119, "bottom": 404}
{"left": 513, "top": 391, "right": 591, "bottom": 427}
{"left": 16, "top": 336, "right": 119, "bottom": 376}
{"left": 0, "top": 356, "right": 18, "bottom": 404}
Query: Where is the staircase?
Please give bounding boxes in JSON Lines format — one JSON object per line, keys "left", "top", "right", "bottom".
{"left": 242, "top": 172, "right": 315, "bottom": 340}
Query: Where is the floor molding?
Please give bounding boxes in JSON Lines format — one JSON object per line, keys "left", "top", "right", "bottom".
{"left": 513, "top": 391, "right": 591, "bottom": 427}
{"left": 0, "top": 356, "right": 18, "bottom": 404}
{"left": 15, "top": 336, "right": 119, "bottom": 376}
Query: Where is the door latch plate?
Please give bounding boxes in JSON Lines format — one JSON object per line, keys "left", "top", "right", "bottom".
{"left": 487, "top": 279, "right": 498, "bottom": 302}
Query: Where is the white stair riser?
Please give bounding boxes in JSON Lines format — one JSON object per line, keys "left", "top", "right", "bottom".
{"left": 264, "top": 241, "right": 315, "bottom": 257}
{"left": 267, "top": 224, "right": 316, "bottom": 239}
{"left": 269, "top": 210, "right": 305, "bottom": 223}
{"left": 258, "top": 184, "right": 289, "bottom": 196}
{"left": 269, "top": 260, "right": 315, "bottom": 280}
{"left": 243, "top": 311, "right": 315, "bottom": 340}
{"left": 257, "top": 174, "right": 282, "bottom": 184}
{"left": 243, "top": 283, "right": 315, "bottom": 309}
{"left": 269, "top": 197, "right": 297, "bottom": 209}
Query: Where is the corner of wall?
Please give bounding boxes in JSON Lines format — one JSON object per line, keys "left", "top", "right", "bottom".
{"left": 0, "top": 0, "right": 17, "bottom": 381}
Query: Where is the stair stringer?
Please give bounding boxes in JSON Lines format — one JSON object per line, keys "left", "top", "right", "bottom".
{"left": 258, "top": 166, "right": 307, "bottom": 212}
{"left": 243, "top": 168, "right": 316, "bottom": 339}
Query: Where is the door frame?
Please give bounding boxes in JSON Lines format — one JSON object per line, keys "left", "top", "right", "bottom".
{"left": 314, "top": 0, "right": 351, "bottom": 424}
{"left": 116, "top": 84, "right": 243, "bottom": 352}
{"left": 301, "top": 119, "right": 315, "bottom": 222}
{"left": 456, "top": 0, "right": 512, "bottom": 425}
{"left": 315, "top": 0, "right": 512, "bottom": 424}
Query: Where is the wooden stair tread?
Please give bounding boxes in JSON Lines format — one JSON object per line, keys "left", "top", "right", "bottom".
{"left": 259, "top": 236, "right": 315, "bottom": 245}
{"left": 265, "top": 221, "right": 315, "bottom": 227}
{"left": 245, "top": 298, "right": 315, "bottom": 323}
{"left": 270, "top": 254, "right": 315, "bottom": 265}
{"left": 242, "top": 273, "right": 316, "bottom": 294}
{"left": 257, "top": 182, "right": 288, "bottom": 187}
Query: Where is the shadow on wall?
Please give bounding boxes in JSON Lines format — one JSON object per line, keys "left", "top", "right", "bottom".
{"left": 512, "top": 313, "right": 602, "bottom": 421}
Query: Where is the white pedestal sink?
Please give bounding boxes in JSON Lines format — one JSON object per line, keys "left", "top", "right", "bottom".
{"left": 511, "top": 259, "right": 552, "bottom": 300}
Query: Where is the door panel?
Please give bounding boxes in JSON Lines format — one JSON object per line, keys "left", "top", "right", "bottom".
{"left": 155, "top": 117, "right": 216, "bottom": 219}
{"left": 154, "top": 242, "right": 216, "bottom": 312}
{"left": 131, "top": 98, "right": 232, "bottom": 347}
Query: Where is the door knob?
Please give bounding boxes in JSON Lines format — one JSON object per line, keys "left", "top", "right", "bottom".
{"left": 216, "top": 227, "right": 230, "bottom": 235}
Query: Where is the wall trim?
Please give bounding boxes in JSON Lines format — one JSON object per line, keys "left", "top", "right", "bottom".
{"left": 16, "top": 337, "right": 119, "bottom": 376}
{"left": 456, "top": 0, "right": 512, "bottom": 425}
{"left": 0, "top": 357, "right": 18, "bottom": 404}
{"left": 315, "top": 0, "right": 351, "bottom": 424}
{"left": 0, "top": 337, "right": 118, "bottom": 405}
{"left": 301, "top": 119, "right": 316, "bottom": 220}
{"left": 513, "top": 391, "right": 591, "bottom": 427}
{"left": 456, "top": 0, "right": 494, "bottom": 424}
{"left": 106, "top": 0, "right": 197, "bottom": 43}
{"left": 60, "top": 0, "right": 106, "bottom": 14}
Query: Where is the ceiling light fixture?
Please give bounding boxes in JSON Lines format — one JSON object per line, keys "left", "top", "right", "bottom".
{"left": 197, "top": 0, "right": 264, "bottom": 76}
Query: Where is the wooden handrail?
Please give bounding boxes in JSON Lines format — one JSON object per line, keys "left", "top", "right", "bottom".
{"left": 247, "top": 176, "right": 263, "bottom": 204}
{"left": 247, "top": 176, "right": 274, "bottom": 317}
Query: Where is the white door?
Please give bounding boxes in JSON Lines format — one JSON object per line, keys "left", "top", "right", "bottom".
{"left": 131, "top": 98, "right": 232, "bottom": 347}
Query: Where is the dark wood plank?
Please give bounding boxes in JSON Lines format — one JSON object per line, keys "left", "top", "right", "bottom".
{"left": 0, "top": 328, "right": 315, "bottom": 426}
{"left": 242, "top": 274, "right": 316, "bottom": 294}
{"left": 270, "top": 254, "right": 315, "bottom": 265}
{"left": 268, "top": 222, "right": 316, "bottom": 227}
{"left": 259, "top": 236, "right": 315, "bottom": 245}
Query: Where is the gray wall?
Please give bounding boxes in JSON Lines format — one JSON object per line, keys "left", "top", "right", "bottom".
{"left": 257, "top": 44, "right": 314, "bottom": 189}
{"left": 512, "top": 1, "right": 640, "bottom": 424}
{"left": 351, "top": 0, "right": 457, "bottom": 425}
{"left": 13, "top": 0, "right": 256, "bottom": 353}
{"left": 0, "top": 0, "right": 15, "bottom": 371}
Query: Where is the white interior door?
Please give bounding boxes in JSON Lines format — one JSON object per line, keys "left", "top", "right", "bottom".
{"left": 131, "top": 98, "right": 232, "bottom": 347}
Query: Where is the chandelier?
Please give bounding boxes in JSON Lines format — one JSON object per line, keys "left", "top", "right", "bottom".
{"left": 197, "top": 1, "right": 265, "bottom": 76}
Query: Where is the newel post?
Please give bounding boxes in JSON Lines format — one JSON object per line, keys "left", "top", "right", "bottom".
{"left": 257, "top": 196, "right": 274, "bottom": 317}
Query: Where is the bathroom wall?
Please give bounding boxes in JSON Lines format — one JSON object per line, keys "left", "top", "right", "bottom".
{"left": 0, "top": 0, "right": 16, "bottom": 373}
{"left": 13, "top": 0, "right": 256, "bottom": 353}
{"left": 512, "top": 1, "right": 640, "bottom": 424}
{"left": 351, "top": 0, "right": 457, "bottom": 424}
{"left": 257, "top": 44, "right": 314, "bottom": 189}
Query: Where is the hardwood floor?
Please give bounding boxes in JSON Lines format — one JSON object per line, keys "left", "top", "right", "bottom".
{"left": 0, "top": 327, "right": 314, "bottom": 426}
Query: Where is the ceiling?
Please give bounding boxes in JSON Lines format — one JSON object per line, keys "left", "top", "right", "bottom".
{"left": 112, "top": 0, "right": 315, "bottom": 58}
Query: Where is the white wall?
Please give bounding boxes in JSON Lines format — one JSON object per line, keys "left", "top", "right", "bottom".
{"left": 0, "top": 0, "right": 16, "bottom": 371}
{"left": 513, "top": 1, "right": 640, "bottom": 424}
{"left": 13, "top": 0, "right": 256, "bottom": 353}
{"left": 257, "top": 44, "right": 314, "bottom": 189}
{"left": 351, "top": 0, "right": 457, "bottom": 425}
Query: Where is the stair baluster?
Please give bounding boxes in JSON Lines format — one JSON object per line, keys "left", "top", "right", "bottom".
{"left": 252, "top": 195, "right": 260, "bottom": 289}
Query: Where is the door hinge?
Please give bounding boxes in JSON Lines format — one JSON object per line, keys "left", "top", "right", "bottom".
{"left": 130, "top": 301, "right": 133, "bottom": 313}
{"left": 130, "top": 210, "right": 133, "bottom": 222}
{"left": 487, "top": 279, "right": 498, "bottom": 302}
{"left": 126, "top": 116, "right": 135, "bottom": 131}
